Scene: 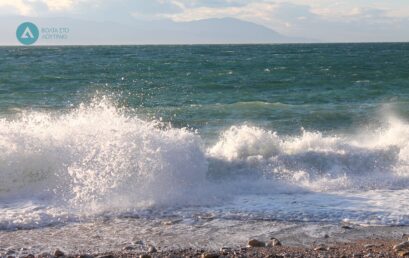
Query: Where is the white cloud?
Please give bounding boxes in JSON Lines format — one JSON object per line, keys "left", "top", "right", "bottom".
{"left": 0, "top": 0, "right": 409, "bottom": 42}
{"left": 44, "top": 0, "right": 75, "bottom": 11}
{"left": 0, "top": 0, "right": 32, "bottom": 15}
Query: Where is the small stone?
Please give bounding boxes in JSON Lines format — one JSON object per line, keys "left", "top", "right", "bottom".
{"left": 54, "top": 249, "right": 65, "bottom": 257}
{"left": 219, "top": 247, "right": 231, "bottom": 255}
{"left": 266, "top": 238, "right": 282, "bottom": 247}
{"left": 398, "top": 251, "right": 409, "bottom": 257}
{"left": 148, "top": 246, "right": 157, "bottom": 253}
{"left": 39, "top": 252, "right": 53, "bottom": 258}
{"left": 96, "top": 255, "right": 114, "bottom": 258}
{"left": 123, "top": 246, "right": 134, "bottom": 251}
{"left": 342, "top": 225, "right": 352, "bottom": 229}
{"left": 314, "top": 245, "right": 327, "bottom": 251}
{"left": 139, "top": 255, "right": 151, "bottom": 258}
{"left": 247, "top": 239, "right": 266, "bottom": 247}
{"left": 394, "top": 241, "right": 409, "bottom": 252}
{"left": 6, "top": 250, "right": 15, "bottom": 255}
{"left": 364, "top": 244, "right": 375, "bottom": 249}
{"left": 201, "top": 253, "right": 219, "bottom": 258}
{"left": 324, "top": 234, "right": 330, "bottom": 238}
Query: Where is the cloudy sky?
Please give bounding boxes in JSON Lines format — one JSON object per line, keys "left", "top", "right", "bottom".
{"left": 1, "top": 0, "right": 409, "bottom": 42}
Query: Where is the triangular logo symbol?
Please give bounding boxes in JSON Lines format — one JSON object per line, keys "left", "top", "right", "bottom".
{"left": 21, "top": 27, "right": 34, "bottom": 39}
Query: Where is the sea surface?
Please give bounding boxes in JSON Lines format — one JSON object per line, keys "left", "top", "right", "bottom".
{"left": 1, "top": 43, "right": 409, "bottom": 253}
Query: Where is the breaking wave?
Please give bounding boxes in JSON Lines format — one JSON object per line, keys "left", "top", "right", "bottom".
{"left": 1, "top": 98, "right": 409, "bottom": 227}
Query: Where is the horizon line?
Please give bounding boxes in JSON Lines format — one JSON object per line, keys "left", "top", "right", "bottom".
{"left": 1, "top": 41, "right": 409, "bottom": 47}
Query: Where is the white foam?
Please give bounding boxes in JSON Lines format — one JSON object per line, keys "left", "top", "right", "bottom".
{"left": 208, "top": 123, "right": 409, "bottom": 191}
{"left": 2, "top": 99, "right": 409, "bottom": 228}
{"left": 0, "top": 98, "right": 211, "bottom": 214}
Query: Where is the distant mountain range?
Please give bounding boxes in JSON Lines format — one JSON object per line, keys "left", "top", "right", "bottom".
{"left": 0, "top": 16, "right": 314, "bottom": 45}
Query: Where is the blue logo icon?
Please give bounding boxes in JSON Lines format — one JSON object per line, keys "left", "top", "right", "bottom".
{"left": 16, "top": 22, "right": 39, "bottom": 45}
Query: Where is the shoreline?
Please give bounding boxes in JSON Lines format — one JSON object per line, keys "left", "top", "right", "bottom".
{"left": 2, "top": 222, "right": 409, "bottom": 257}
{"left": 8, "top": 238, "right": 409, "bottom": 257}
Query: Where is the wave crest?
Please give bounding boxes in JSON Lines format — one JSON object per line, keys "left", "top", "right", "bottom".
{"left": 0, "top": 99, "right": 209, "bottom": 212}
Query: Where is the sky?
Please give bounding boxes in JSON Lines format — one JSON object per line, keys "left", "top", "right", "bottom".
{"left": 1, "top": 0, "right": 409, "bottom": 42}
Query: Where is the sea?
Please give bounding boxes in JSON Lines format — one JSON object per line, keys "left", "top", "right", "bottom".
{"left": 1, "top": 43, "right": 409, "bottom": 254}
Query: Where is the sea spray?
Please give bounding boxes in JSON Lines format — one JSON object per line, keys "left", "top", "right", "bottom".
{"left": 0, "top": 99, "right": 210, "bottom": 213}
{"left": 2, "top": 99, "right": 409, "bottom": 228}
{"left": 208, "top": 124, "right": 406, "bottom": 191}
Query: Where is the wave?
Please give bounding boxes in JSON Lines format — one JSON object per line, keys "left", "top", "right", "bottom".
{"left": 1, "top": 98, "right": 409, "bottom": 215}
{"left": 208, "top": 123, "right": 409, "bottom": 191}
{"left": 0, "top": 98, "right": 211, "bottom": 212}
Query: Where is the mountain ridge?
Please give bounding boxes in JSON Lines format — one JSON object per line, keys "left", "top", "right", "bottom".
{"left": 0, "top": 16, "right": 313, "bottom": 45}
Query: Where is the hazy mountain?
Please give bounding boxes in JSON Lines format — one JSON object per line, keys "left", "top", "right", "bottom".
{"left": 0, "top": 16, "right": 312, "bottom": 45}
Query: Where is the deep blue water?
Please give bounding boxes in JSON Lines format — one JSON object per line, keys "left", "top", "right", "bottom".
{"left": 1, "top": 43, "right": 409, "bottom": 136}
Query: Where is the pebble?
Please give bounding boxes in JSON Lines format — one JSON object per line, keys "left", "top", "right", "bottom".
{"left": 314, "top": 245, "right": 327, "bottom": 251}
{"left": 219, "top": 247, "right": 231, "bottom": 255}
{"left": 148, "top": 246, "right": 157, "bottom": 253}
{"left": 342, "top": 225, "right": 353, "bottom": 229}
{"left": 364, "top": 244, "right": 375, "bottom": 249}
{"left": 123, "top": 246, "right": 135, "bottom": 251}
{"left": 394, "top": 241, "right": 409, "bottom": 252}
{"left": 266, "top": 238, "right": 282, "bottom": 247}
{"left": 201, "top": 253, "right": 219, "bottom": 258}
{"left": 39, "top": 252, "right": 53, "bottom": 258}
{"left": 139, "top": 254, "right": 151, "bottom": 258}
{"left": 54, "top": 249, "right": 65, "bottom": 257}
{"left": 96, "top": 255, "right": 114, "bottom": 258}
{"left": 247, "top": 239, "right": 266, "bottom": 247}
{"left": 6, "top": 250, "right": 16, "bottom": 255}
{"left": 398, "top": 251, "right": 409, "bottom": 257}
{"left": 133, "top": 241, "right": 144, "bottom": 247}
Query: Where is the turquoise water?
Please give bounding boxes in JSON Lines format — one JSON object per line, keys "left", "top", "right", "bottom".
{"left": 1, "top": 43, "right": 409, "bottom": 232}
{"left": 1, "top": 43, "right": 409, "bottom": 136}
